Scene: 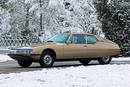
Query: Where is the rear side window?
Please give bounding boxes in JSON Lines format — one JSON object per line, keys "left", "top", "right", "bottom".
{"left": 70, "top": 34, "right": 87, "bottom": 44}
{"left": 86, "top": 35, "right": 98, "bottom": 44}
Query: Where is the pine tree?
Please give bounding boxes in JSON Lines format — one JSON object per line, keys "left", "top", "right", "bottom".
{"left": 94, "top": 0, "right": 130, "bottom": 56}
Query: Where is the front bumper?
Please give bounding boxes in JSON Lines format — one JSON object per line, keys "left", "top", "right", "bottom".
{"left": 8, "top": 54, "right": 40, "bottom": 61}
{"left": 8, "top": 49, "right": 41, "bottom": 62}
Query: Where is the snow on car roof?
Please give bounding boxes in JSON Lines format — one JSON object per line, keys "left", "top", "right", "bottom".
{"left": 63, "top": 31, "right": 95, "bottom": 36}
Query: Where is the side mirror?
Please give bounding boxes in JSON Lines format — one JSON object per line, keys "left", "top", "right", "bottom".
{"left": 66, "top": 41, "right": 71, "bottom": 45}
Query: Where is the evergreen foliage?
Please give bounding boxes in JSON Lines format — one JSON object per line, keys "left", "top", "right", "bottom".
{"left": 0, "top": 0, "right": 8, "bottom": 9}
{"left": 94, "top": 0, "right": 130, "bottom": 56}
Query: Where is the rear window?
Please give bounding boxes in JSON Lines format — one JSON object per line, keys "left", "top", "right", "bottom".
{"left": 100, "top": 36, "right": 110, "bottom": 41}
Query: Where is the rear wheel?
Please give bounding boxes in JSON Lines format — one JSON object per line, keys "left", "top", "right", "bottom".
{"left": 79, "top": 59, "right": 91, "bottom": 65}
{"left": 18, "top": 60, "right": 32, "bottom": 68}
{"left": 39, "top": 51, "right": 55, "bottom": 67}
{"left": 98, "top": 56, "right": 112, "bottom": 64}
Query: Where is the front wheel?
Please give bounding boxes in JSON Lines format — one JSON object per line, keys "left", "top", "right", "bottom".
{"left": 98, "top": 56, "right": 112, "bottom": 64}
{"left": 79, "top": 59, "right": 91, "bottom": 65}
{"left": 18, "top": 60, "right": 32, "bottom": 68}
{"left": 39, "top": 51, "right": 55, "bottom": 67}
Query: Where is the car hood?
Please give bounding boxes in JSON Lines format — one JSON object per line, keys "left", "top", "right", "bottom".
{"left": 13, "top": 42, "right": 58, "bottom": 50}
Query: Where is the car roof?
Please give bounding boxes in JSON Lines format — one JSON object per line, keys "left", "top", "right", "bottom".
{"left": 63, "top": 31, "right": 103, "bottom": 41}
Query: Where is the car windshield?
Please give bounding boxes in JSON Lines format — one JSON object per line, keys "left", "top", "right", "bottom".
{"left": 48, "top": 33, "right": 70, "bottom": 43}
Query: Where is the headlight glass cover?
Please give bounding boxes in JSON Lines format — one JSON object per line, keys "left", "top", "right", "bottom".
{"left": 10, "top": 49, "right": 33, "bottom": 54}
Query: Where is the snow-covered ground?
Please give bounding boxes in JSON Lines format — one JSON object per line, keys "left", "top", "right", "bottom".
{"left": 113, "top": 57, "right": 130, "bottom": 61}
{"left": 0, "top": 55, "right": 130, "bottom": 87}
{"left": 0, "top": 64, "right": 130, "bottom": 87}
{"left": 0, "top": 55, "right": 13, "bottom": 62}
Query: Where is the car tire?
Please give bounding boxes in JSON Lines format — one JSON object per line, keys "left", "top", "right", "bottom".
{"left": 18, "top": 60, "right": 32, "bottom": 68}
{"left": 98, "top": 56, "right": 112, "bottom": 64}
{"left": 39, "top": 51, "right": 55, "bottom": 67}
{"left": 79, "top": 59, "right": 91, "bottom": 65}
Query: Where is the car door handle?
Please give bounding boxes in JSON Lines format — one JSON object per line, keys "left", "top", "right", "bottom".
{"left": 84, "top": 45, "right": 87, "bottom": 47}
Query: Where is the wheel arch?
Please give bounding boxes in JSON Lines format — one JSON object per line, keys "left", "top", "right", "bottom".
{"left": 41, "top": 48, "right": 56, "bottom": 59}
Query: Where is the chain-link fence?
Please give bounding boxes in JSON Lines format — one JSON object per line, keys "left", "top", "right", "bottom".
{"left": 0, "top": 35, "right": 41, "bottom": 49}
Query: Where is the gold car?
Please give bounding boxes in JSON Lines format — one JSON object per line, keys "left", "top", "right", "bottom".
{"left": 8, "top": 32, "right": 120, "bottom": 68}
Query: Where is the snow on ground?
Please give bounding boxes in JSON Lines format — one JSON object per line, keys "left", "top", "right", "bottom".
{"left": 113, "top": 57, "right": 130, "bottom": 61}
{"left": 0, "top": 64, "right": 130, "bottom": 87}
{"left": 0, "top": 55, "right": 13, "bottom": 62}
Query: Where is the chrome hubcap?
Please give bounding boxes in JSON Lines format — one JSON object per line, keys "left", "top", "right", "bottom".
{"left": 102, "top": 56, "right": 110, "bottom": 62}
{"left": 43, "top": 55, "right": 52, "bottom": 65}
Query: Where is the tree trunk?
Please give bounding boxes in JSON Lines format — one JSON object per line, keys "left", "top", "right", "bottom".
{"left": 40, "top": 13, "right": 42, "bottom": 31}
{"left": 39, "top": 0, "right": 43, "bottom": 36}
{"left": 25, "top": 6, "right": 29, "bottom": 27}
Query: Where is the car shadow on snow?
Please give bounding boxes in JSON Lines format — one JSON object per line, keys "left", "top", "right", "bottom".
{"left": 27, "top": 60, "right": 130, "bottom": 69}
{"left": 28, "top": 61, "right": 101, "bottom": 68}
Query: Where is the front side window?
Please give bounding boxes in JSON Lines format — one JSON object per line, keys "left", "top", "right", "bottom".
{"left": 48, "top": 33, "right": 70, "bottom": 43}
{"left": 70, "top": 34, "right": 87, "bottom": 44}
{"left": 86, "top": 35, "right": 98, "bottom": 44}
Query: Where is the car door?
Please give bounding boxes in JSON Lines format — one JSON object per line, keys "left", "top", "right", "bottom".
{"left": 84, "top": 35, "right": 101, "bottom": 58}
{"left": 63, "top": 34, "right": 88, "bottom": 59}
